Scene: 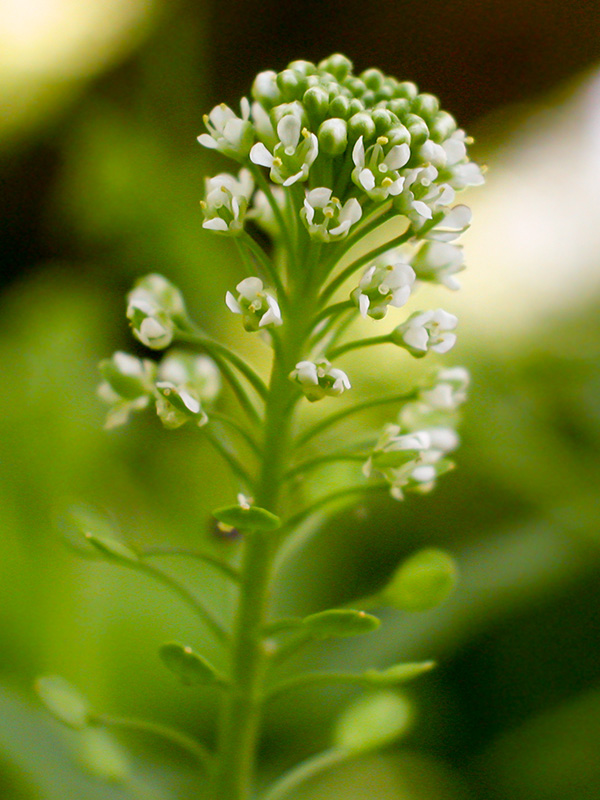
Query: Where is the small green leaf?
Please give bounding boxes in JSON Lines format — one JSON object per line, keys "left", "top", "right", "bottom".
{"left": 213, "top": 505, "right": 281, "bottom": 533}
{"left": 35, "top": 675, "right": 90, "bottom": 729}
{"left": 333, "top": 691, "right": 412, "bottom": 752}
{"left": 383, "top": 548, "right": 458, "bottom": 611}
{"left": 59, "top": 504, "right": 119, "bottom": 557}
{"left": 363, "top": 661, "right": 436, "bottom": 686}
{"left": 79, "top": 727, "right": 130, "bottom": 783}
{"left": 370, "top": 449, "right": 421, "bottom": 469}
{"left": 159, "top": 642, "right": 223, "bottom": 686}
{"left": 84, "top": 533, "right": 139, "bottom": 564}
{"left": 302, "top": 609, "right": 380, "bottom": 639}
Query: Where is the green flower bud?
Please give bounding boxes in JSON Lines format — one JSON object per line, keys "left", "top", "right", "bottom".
{"left": 344, "top": 76, "right": 367, "bottom": 98}
{"left": 287, "top": 59, "right": 317, "bottom": 77}
{"left": 318, "top": 118, "right": 348, "bottom": 156}
{"left": 375, "top": 83, "right": 395, "bottom": 102}
{"left": 387, "top": 123, "right": 411, "bottom": 146}
{"left": 361, "top": 68, "right": 385, "bottom": 91}
{"left": 371, "top": 108, "right": 398, "bottom": 136}
{"left": 303, "top": 86, "right": 330, "bottom": 124}
{"left": 328, "top": 94, "right": 350, "bottom": 119}
{"left": 394, "top": 81, "right": 418, "bottom": 100}
{"left": 252, "top": 70, "right": 282, "bottom": 108}
{"left": 348, "top": 97, "right": 365, "bottom": 116}
{"left": 348, "top": 111, "right": 376, "bottom": 142}
{"left": 318, "top": 53, "right": 353, "bottom": 81}
{"left": 404, "top": 113, "right": 430, "bottom": 146}
{"left": 429, "top": 110, "right": 458, "bottom": 143}
{"left": 413, "top": 92, "right": 440, "bottom": 123}
{"left": 388, "top": 97, "right": 410, "bottom": 118}
{"left": 276, "top": 68, "right": 307, "bottom": 102}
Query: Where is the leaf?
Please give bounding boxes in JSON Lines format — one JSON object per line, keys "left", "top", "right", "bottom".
{"left": 213, "top": 504, "right": 281, "bottom": 533}
{"left": 333, "top": 691, "right": 413, "bottom": 752}
{"left": 35, "top": 676, "right": 90, "bottom": 730}
{"left": 383, "top": 548, "right": 458, "bottom": 611}
{"left": 302, "top": 609, "right": 380, "bottom": 639}
{"left": 159, "top": 642, "right": 223, "bottom": 686}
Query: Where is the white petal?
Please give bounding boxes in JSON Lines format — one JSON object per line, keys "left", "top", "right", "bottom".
{"left": 340, "top": 198, "right": 362, "bottom": 225}
{"left": 388, "top": 177, "right": 405, "bottom": 196}
{"left": 225, "top": 292, "right": 242, "bottom": 314}
{"left": 250, "top": 142, "right": 274, "bottom": 168}
{"left": 412, "top": 200, "right": 433, "bottom": 219}
{"left": 283, "top": 171, "right": 304, "bottom": 186}
{"left": 352, "top": 136, "right": 365, "bottom": 167}
{"left": 308, "top": 187, "right": 332, "bottom": 207}
{"left": 197, "top": 133, "right": 218, "bottom": 149}
{"left": 328, "top": 220, "right": 351, "bottom": 237}
{"left": 384, "top": 143, "right": 410, "bottom": 170}
{"left": 442, "top": 204, "right": 472, "bottom": 229}
{"left": 240, "top": 96, "right": 250, "bottom": 120}
{"left": 237, "top": 277, "right": 263, "bottom": 298}
{"left": 203, "top": 218, "right": 229, "bottom": 231}
{"left": 359, "top": 293, "right": 370, "bottom": 318}
{"left": 403, "top": 325, "right": 429, "bottom": 351}
{"left": 303, "top": 198, "right": 315, "bottom": 224}
{"left": 432, "top": 308, "right": 458, "bottom": 329}
{"left": 359, "top": 168, "right": 376, "bottom": 192}
{"left": 277, "top": 114, "right": 301, "bottom": 149}
{"left": 431, "top": 333, "right": 457, "bottom": 353}
{"left": 443, "top": 137, "right": 466, "bottom": 165}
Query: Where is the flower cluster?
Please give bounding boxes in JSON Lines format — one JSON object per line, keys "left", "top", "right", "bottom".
{"left": 98, "top": 350, "right": 220, "bottom": 430}
{"left": 365, "top": 368, "right": 469, "bottom": 499}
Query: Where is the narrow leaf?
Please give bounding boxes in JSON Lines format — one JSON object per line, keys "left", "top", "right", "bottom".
{"left": 159, "top": 642, "right": 223, "bottom": 686}
{"left": 213, "top": 504, "right": 281, "bottom": 532}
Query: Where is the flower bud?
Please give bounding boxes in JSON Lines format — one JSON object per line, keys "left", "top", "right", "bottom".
{"left": 318, "top": 53, "right": 353, "bottom": 81}
{"left": 290, "top": 359, "right": 351, "bottom": 402}
{"left": 225, "top": 277, "right": 282, "bottom": 331}
{"left": 277, "top": 68, "right": 307, "bottom": 102}
{"left": 155, "top": 382, "right": 208, "bottom": 429}
{"left": 348, "top": 111, "right": 376, "bottom": 142}
{"left": 412, "top": 93, "right": 440, "bottom": 123}
{"left": 303, "top": 86, "right": 330, "bottom": 125}
{"left": 251, "top": 70, "right": 282, "bottom": 108}
{"left": 391, "top": 309, "right": 458, "bottom": 357}
{"left": 318, "top": 118, "right": 348, "bottom": 156}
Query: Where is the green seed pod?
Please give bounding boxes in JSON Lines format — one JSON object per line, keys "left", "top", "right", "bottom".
{"left": 276, "top": 69, "right": 307, "bottom": 102}
{"left": 383, "top": 548, "right": 458, "bottom": 611}
{"left": 413, "top": 92, "right": 440, "bottom": 123}
{"left": 348, "top": 111, "right": 376, "bottom": 142}
{"left": 319, "top": 53, "right": 353, "bottom": 80}
{"left": 35, "top": 676, "right": 90, "bottom": 729}
{"left": 304, "top": 85, "right": 330, "bottom": 125}
{"left": 318, "top": 118, "right": 348, "bottom": 156}
{"left": 333, "top": 691, "right": 413, "bottom": 753}
{"left": 302, "top": 609, "right": 380, "bottom": 639}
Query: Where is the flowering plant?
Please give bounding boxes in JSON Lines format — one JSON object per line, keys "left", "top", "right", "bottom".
{"left": 37, "top": 54, "right": 483, "bottom": 800}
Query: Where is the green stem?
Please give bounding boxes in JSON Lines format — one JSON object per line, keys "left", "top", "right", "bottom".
{"left": 209, "top": 411, "right": 262, "bottom": 456}
{"left": 140, "top": 546, "right": 241, "bottom": 583}
{"left": 250, "top": 165, "right": 296, "bottom": 262}
{"left": 285, "top": 451, "right": 366, "bottom": 481}
{"left": 264, "top": 671, "right": 379, "bottom": 702}
{"left": 261, "top": 749, "right": 353, "bottom": 800}
{"left": 327, "top": 334, "right": 391, "bottom": 361}
{"left": 203, "top": 426, "right": 255, "bottom": 492}
{"left": 90, "top": 713, "right": 212, "bottom": 772}
{"left": 215, "top": 284, "right": 317, "bottom": 799}
{"left": 240, "top": 232, "right": 286, "bottom": 300}
{"left": 296, "top": 391, "right": 416, "bottom": 448}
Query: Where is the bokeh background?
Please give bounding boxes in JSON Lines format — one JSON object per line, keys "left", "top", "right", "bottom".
{"left": 1, "top": 1, "right": 600, "bottom": 798}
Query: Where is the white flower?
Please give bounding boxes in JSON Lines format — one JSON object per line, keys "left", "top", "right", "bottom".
{"left": 410, "top": 241, "right": 465, "bottom": 290}
{"left": 425, "top": 205, "right": 472, "bottom": 242}
{"left": 351, "top": 259, "right": 416, "bottom": 319}
{"left": 394, "top": 165, "right": 455, "bottom": 225}
{"left": 290, "top": 358, "right": 351, "bottom": 402}
{"left": 248, "top": 187, "right": 286, "bottom": 238}
{"left": 392, "top": 309, "right": 458, "bottom": 357}
{"left": 250, "top": 114, "right": 318, "bottom": 186}
{"left": 364, "top": 423, "right": 454, "bottom": 500}
{"left": 300, "top": 188, "right": 362, "bottom": 242}
{"left": 351, "top": 135, "right": 409, "bottom": 202}
{"left": 197, "top": 99, "right": 254, "bottom": 160}
{"left": 126, "top": 274, "right": 188, "bottom": 350}
{"left": 201, "top": 169, "right": 254, "bottom": 235}
{"left": 97, "top": 352, "right": 156, "bottom": 429}
{"left": 420, "top": 366, "right": 470, "bottom": 410}
{"left": 441, "top": 130, "right": 485, "bottom": 190}
{"left": 226, "top": 277, "right": 282, "bottom": 331}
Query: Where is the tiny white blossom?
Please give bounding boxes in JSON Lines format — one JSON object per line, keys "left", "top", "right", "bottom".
{"left": 301, "top": 188, "right": 362, "bottom": 242}
{"left": 441, "top": 130, "right": 485, "bottom": 190}
{"left": 425, "top": 205, "right": 472, "bottom": 242}
{"left": 351, "top": 135, "right": 409, "bottom": 202}
{"left": 201, "top": 169, "right": 254, "bottom": 235}
{"left": 155, "top": 382, "right": 208, "bottom": 429}
{"left": 410, "top": 241, "right": 465, "bottom": 290}
{"left": 158, "top": 351, "right": 221, "bottom": 405}
{"left": 97, "top": 352, "right": 156, "bottom": 429}
{"left": 197, "top": 99, "right": 254, "bottom": 160}
{"left": 392, "top": 309, "right": 458, "bottom": 357}
{"left": 290, "top": 358, "right": 351, "bottom": 402}
{"left": 351, "top": 259, "right": 416, "bottom": 319}
{"left": 250, "top": 114, "right": 318, "bottom": 186}
{"left": 127, "top": 274, "right": 188, "bottom": 350}
{"left": 226, "top": 277, "right": 282, "bottom": 331}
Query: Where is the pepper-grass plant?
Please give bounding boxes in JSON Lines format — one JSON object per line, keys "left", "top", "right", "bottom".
{"left": 37, "top": 55, "right": 483, "bottom": 800}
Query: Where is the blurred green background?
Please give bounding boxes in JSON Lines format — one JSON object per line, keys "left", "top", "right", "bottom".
{"left": 1, "top": 0, "right": 600, "bottom": 798}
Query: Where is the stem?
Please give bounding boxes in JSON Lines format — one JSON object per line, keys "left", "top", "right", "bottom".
{"left": 326, "top": 334, "right": 391, "bottom": 361}
{"left": 261, "top": 749, "right": 353, "bottom": 800}
{"left": 140, "top": 546, "right": 241, "bottom": 583}
{"left": 209, "top": 411, "right": 262, "bottom": 456}
{"left": 285, "top": 451, "right": 366, "bottom": 481}
{"left": 215, "top": 283, "right": 317, "bottom": 799}
{"left": 240, "top": 232, "right": 286, "bottom": 300}
{"left": 203, "top": 426, "right": 255, "bottom": 492}
{"left": 90, "top": 713, "right": 213, "bottom": 772}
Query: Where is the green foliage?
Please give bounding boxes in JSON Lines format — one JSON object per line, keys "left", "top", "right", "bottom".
{"left": 159, "top": 642, "right": 224, "bottom": 687}
{"left": 302, "top": 609, "right": 380, "bottom": 639}
{"left": 34, "top": 677, "right": 90, "bottom": 730}
{"left": 383, "top": 549, "right": 458, "bottom": 611}
{"left": 333, "top": 692, "right": 413, "bottom": 752}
